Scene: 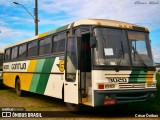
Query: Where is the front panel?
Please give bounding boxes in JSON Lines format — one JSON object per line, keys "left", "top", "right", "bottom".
{"left": 92, "top": 70, "right": 156, "bottom": 106}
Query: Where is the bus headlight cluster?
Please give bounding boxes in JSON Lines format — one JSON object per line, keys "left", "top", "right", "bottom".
{"left": 98, "top": 83, "right": 118, "bottom": 90}
{"left": 105, "top": 84, "right": 115, "bottom": 89}
{"left": 146, "top": 83, "right": 156, "bottom": 88}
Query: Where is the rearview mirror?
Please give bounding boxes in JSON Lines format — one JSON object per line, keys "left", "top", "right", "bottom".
{"left": 90, "top": 36, "right": 97, "bottom": 48}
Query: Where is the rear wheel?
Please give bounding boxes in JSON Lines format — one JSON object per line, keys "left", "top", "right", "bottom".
{"left": 15, "top": 78, "right": 24, "bottom": 96}
{"left": 0, "top": 79, "right": 4, "bottom": 89}
{"left": 66, "top": 103, "right": 80, "bottom": 111}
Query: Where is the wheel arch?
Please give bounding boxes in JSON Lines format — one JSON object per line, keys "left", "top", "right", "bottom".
{"left": 62, "top": 84, "right": 64, "bottom": 100}
{"left": 15, "top": 75, "right": 20, "bottom": 88}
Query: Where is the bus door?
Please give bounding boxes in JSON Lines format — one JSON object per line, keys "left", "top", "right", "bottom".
{"left": 0, "top": 53, "right": 3, "bottom": 71}
{"left": 80, "top": 34, "right": 91, "bottom": 101}
{"left": 64, "top": 36, "right": 80, "bottom": 104}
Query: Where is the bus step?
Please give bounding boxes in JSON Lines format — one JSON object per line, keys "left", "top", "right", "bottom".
{"left": 82, "top": 93, "right": 87, "bottom": 98}
{"left": 82, "top": 101, "right": 92, "bottom": 106}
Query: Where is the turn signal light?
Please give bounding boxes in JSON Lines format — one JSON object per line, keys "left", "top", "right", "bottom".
{"left": 104, "top": 100, "right": 116, "bottom": 105}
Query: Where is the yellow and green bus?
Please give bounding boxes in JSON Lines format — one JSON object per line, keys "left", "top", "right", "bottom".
{"left": 3, "top": 19, "right": 157, "bottom": 110}
{"left": 0, "top": 50, "right": 4, "bottom": 86}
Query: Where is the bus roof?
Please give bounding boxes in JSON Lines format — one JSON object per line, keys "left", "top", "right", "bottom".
{"left": 5, "top": 19, "right": 148, "bottom": 49}
{"left": 0, "top": 50, "right": 4, "bottom": 54}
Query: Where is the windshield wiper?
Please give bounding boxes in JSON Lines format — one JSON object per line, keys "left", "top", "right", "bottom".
{"left": 115, "top": 41, "right": 124, "bottom": 72}
{"left": 132, "top": 46, "right": 148, "bottom": 68}
{"left": 99, "top": 28, "right": 106, "bottom": 48}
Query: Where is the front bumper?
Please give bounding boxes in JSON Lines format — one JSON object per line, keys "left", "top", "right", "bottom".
{"left": 94, "top": 88, "right": 157, "bottom": 106}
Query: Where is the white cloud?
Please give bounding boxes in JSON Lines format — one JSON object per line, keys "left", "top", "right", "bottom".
{"left": 0, "top": 26, "right": 34, "bottom": 48}
{"left": 2, "top": 0, "right": 159, "bottom": 30}
{"left": 33, "top": 0, "right": 160, "bottom": 33}
{"left": 0, "top": 0, "right": 160, "bottom": 62}
{"left": 0, "top": 20, "right": 7, "bottom": 26}
{"left": 152, "top": 43, "right": 160, "bottom": 62}
{"left": 0, "top": 43, "right": 7, "bottom": 50}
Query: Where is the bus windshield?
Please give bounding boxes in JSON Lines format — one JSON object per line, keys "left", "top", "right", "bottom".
{"left": 94, "top": 27, "right": 130, "bottom": 66}
{"left": 93, "top": 27, "right": 154, "bottom": 67}
{"left": 128, "top": 31, "right": 154, "bottom": 67}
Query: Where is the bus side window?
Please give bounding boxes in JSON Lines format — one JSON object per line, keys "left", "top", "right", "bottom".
{"left": 39, "top": 39, "right": 45, "bottom": 55}
{"left": 39, "top": 37, "right": 51, "bottom": 55}
{"left": 57, "top": 32, "right": 66, "bottom": 52}
{"left": 28, "top": 41, "right": 38, "bottom": 57}
{"left": 19, "top": 44, "right": 27, "bottom": 58}
{"left": 74, "top": 28, "right": 81, "bottom": 37}
{"left": 11, "top": 47, "right": 18, "bottom": 60}
{"left": 52, "top": 32, "right": 66, "bottom": 53}
{"left": 52, "top": 36, "right": 58, "bottom": 53}
{"left": 5, "top": 49, "right": 10, "bottom": 61}
{"left": 0, "top": 53, "right": 3, "bottom": 70}
{"left": 44, "top": 37, "right": 51, "bottom": 54}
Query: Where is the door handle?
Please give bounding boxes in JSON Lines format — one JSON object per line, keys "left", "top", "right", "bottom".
{"left": 74, "top": 84, "right": 77, "bottom": 86}
{"left": 65, "top": 83, "right": 68, "bottom": 85}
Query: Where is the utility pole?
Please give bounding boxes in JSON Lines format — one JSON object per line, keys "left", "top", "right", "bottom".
{"left": 13, "top": 0, "right": 39, "bottom": 36}
{"left": 35, "top": 0, "right": 38, "bottom": 35}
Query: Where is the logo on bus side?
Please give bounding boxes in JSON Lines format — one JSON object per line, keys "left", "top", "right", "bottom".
{"left": 11, "top": 63, "right": 26, "bottom": 70}
{"left": 108, "top": 78, "right": 128, "bottom": 83}
{"left": 57, "top": 61, "right": 64, "bottom": 72}
{"left": 3, "top": 65, "right": 9, "bottom": 70}
{"left": 3, "top": 63, "right": 26, "bottom": 70}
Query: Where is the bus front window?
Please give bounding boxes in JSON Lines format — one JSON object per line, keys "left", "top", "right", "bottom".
{"left": 94, "top": 27, "right": 130, "bottom": 67}
{"left": 128, "top": 31, "right": 154, "bottom": 67}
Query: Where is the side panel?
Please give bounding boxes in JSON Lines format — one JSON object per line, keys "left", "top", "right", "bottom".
{"left": 3, "top": 61, "right": 30, "bottom": 88}
{"left": 64, "top": 71, "right": 79, "bottom": 104}
{"left": 3, "top": 57, "right": 65, "bottom": 99}
{"left": 44, "top": 58, "right": 64, "bottom": 99}
{"left": 21, "top": 60, "right": 38, "bottom": 91}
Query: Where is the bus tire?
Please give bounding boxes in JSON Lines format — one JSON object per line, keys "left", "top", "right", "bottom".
{"left": 66, "top": 103, "right": 80, "bottom": 111}
{"left": 15, "top": 78, "right": 24, "bottom": 96}
{"left": 62, "top": 85, "right": 64, "bottom": 101}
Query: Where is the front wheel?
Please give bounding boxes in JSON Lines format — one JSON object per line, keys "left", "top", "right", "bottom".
{"left": 66, "top": 103, "right": 80, "bottom": 111}
{"left": 15, "top": 78, "right": 24, "bottom": 96}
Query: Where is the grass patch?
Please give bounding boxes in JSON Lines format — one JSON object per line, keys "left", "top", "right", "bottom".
{"left": 0, "top": 74, "right": 160, "bottom": 112}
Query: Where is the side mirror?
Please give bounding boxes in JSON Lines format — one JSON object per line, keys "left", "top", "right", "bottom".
{"left": 90, "top": 36, "right": 97, "bottom": 48}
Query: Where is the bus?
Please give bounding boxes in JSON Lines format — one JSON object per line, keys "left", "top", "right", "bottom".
{"left": 0, "top": 50, "right": 3, "bottom": 85}
{"left": 3, "top": 19, "right": 157, "bottom": 110}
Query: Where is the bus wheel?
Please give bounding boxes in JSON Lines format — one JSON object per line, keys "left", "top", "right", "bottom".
{"left": 66, "top": 103, "right": 80, "bottom": 111}
{"left": 15, "top": 78, "right": 23, "bottom": 96}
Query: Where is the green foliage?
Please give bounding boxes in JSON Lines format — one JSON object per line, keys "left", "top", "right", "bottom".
{"left": 156, "top": 73, "right": 160, "bottom": 82}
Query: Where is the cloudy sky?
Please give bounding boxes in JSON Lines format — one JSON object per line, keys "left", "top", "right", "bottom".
{"left": 0, "top": 0, "right": 160, "bottom": 62}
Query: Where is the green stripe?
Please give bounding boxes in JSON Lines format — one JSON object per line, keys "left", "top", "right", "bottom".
{"left": 129, "top": 70, "right": 147, "bottom": 83}
{"left": 29, "top": 58, "right": 55, "bottom": 94}
{"left": 29, "top": 59, "right": 45, "bottom": 92}
{"left": 47, "top": 24, "right": 69, "bottom": 36}
{"left": 36, "top": 58, "right": 55, "bottom": 94}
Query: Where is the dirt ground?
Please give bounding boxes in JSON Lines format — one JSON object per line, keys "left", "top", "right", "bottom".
{"left": 0, "top": 87, "right": 159, "bottom": 120}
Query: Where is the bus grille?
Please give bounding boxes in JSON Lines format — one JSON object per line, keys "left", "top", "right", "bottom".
{"left": 119, "top": 83, "right": 145, "bottom": 89}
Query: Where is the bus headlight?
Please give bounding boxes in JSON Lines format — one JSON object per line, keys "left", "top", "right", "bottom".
{"left": 105, "top": 84, "right": 115, "bottom": 89}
